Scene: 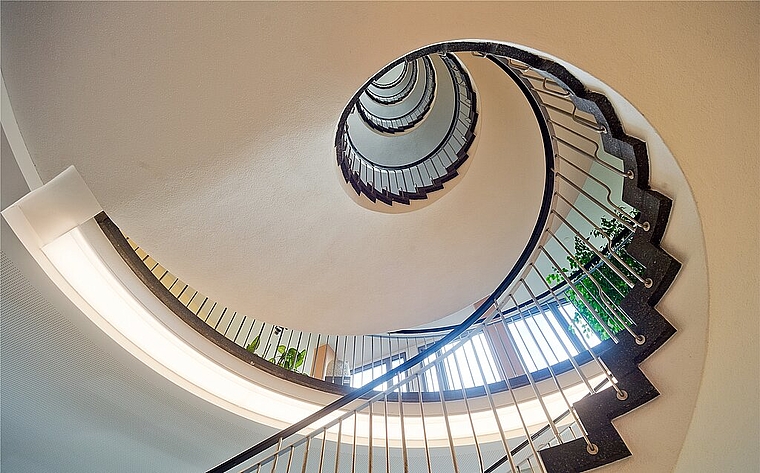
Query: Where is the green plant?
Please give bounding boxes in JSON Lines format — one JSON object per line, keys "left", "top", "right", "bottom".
{"left": 246, "top": 335, "right": 260, "bottom": 354}
{"left": 245, "top": 334, "right": 307, "bottom": 372}
{"left": 546, "top": 214, "right": 645, "bottom": 340}
{"left": 269, "top": 345, "right": 307, "bottom": 372}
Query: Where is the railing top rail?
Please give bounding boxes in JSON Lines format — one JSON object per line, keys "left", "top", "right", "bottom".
{"left": 341, "top": 53, "right": 471, "bottom": 171}
{"left": 208, "top": 44, "right": 557, "bottom": 473}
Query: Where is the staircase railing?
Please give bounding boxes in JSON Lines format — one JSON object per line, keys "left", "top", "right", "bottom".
{"left": 370, "top": 61, "right": 410, "bottom": 90}
{"left": 365, "top": 58, "right": 419, "bottom": 105}
{"left": 357, "top": 55, "right": 436, "bottom": 135}
{"left": 338, "top": 53, "right": 477, "bottom": 205}
{"left": 205, "top": 41, "right": 680, "bottom": 473}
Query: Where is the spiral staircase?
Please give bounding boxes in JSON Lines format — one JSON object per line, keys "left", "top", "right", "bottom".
{"left": 173, "top": 42, "right": 679, "bottom": 473}
{"left": 1, "top": 4, "right": 757, "bottom": 473}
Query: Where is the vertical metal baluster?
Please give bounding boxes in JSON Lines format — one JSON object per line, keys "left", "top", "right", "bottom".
{"left": 233, "top": 316, "right": 247, "bottom": 344}
{"left": 213, "top": 307, "right": 227, "bottom": 330}
{"left": 404, "top": 337, "right": 411, "bottom": 364}
{"left": 352, "top": 336, "right": 358, "bottom": 388}
{"left": 294, "top": 331, "right": 303, "bottom": 370}
{"left": 285, "top": 444, "right": 295, "bottom": 473}
{"left": 415, "top": 374, "right": 432, "bottom": 473}
{"left": 449, "top": 344, "right": 484, "bottom": 472}
{"left": 351, "top": 411, "right": 357, "bottom": 473}
{"left": 304, "top": 333, "right": 313, "bottom": 374}
{"left": 195, "top": 297, "right": 208, "bottom": 316}
{"left": 318, "top": 427, "right": 327, "bottom": 473}
{"left": 441, "top": 343, "right": 456, "bottom": 390}
{"left": 271, "top": 438, "right": 282, "bottom": 473}
{"left": 328, "top": 335, "right": 335, "bottom": 379}
{"left": 383, "top": 393, "right": 391, "bottom": 473}
{"left": 360, "top": 336, "right": 366, "bottom": 386}
{"left": 422, "top": 337, "right": 433, "bottom": 392}
{"left": 334, "top": 418, "right": 343, "bottom": 473}
{"left": 275, "top": 327, "right": 286, "bottom": 364}
{"left": 285, "top": 329, "right": 295, "bottom": 356}
{"left": 383, "top": 394, "right": 390, "bottom": 473}
{"left": 314, "top": 334, "right": 323, "bottom": 377}
{"left": 368, "top": 402, "right": 373, "bottom": 473}
{"left": 387, "top": 336, "right": 393, "bottom": 390}
{"left": 203, "top": 301, "right": 217, "bottom": 322}
{"left": 342, "top": 336, "right": 349, "bottom": 385}
{"left": 300, "top": 437, "right": 311, "bottom": 473}
{"left": 243, "top": 317, "right": 257, "bottom": 347}
{"left": 223, "top": 312, "right": 236, "bottom": 337}
{"left": 186, "top": 290, "right": 198, "bottom": 308}
{"left": 436, "top": 361, "right": 459, "bottom": 473}
{"left": 371, "top": 337, "right": 376, "bottom": 386}
{"left": 167, "top": 277, "right": 179, "bottom": 291}
{"left": 398, "top": 387, "right": 408, "bottom": 473}
{"left": 264, "top": 325, "right": 276, "bottom": 359}
{"left": 472, "top": 329, "right": 499, "bottom": 383}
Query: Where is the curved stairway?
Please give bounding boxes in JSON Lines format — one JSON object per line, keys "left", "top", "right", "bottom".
{"left": 97, "top": 41, "right": 681, "bottom": 473}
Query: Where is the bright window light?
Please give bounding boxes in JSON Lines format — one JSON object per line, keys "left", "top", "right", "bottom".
{"left": 558, "top": 302, "right": 602, "bottom": 349}
{"left": 421, "top": 333, "right": 500, "bottom": 391}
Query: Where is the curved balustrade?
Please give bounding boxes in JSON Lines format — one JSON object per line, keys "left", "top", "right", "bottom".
{"left": 365, "top": 59, "right": 419, "bottom": 105}
{"left": 111, "top": 224, "right": 616, "bottom": 398}
{"left": 91, "top": 41, "right": 680, "bottom": 473}
{"left": 357, "top": 56, "right": 436, "bottom": 135}
{"left": 206, "top": 41, "right": 680, "bottom": 473}
{"left": 338, "top": 53, "right": 477, "bottom": 205}
{"left": 370, "top": 61, "right": 410, "bottom": 90}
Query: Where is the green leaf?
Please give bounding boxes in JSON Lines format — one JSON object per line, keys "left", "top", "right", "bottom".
{"left": 544, "top": 207, "right": 645, "bottom": 341}
{"left": 246, "top": 335, "right": 260, "bottom": 354}
{"left": 296, "top": 350, "right": 307, "bottom": 366}
{"left": 277, "top": 345, "right": 286, "bottom": 354}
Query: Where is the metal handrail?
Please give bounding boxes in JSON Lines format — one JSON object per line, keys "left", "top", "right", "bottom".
{"left": 357, "top": 56, "right": 436, "bottom": 134}
{"left": 207, "top": 42, "right": 679, "bottom": 473}
{"left": 338, "top": 53, "right": 477, "bottom": 205}
{"left": 370, "top": 60, "right": 409, "bottom": 90}
{"left": 95, "top": 40, "right": 681, "bottom": 473}
{"left": 365, "top": 58, "right": 419, "bottom": 105}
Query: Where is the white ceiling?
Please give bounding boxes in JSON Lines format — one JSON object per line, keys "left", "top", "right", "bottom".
{"left": 1, "top": 2, "right": 545, "bottom": 335}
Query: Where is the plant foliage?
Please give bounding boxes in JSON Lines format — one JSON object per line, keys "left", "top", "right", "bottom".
{"left": 546, "top": 214, "right": 645, "bottom": 340}
{"left": 270, "top": 345, "right": 307, "bottom": 371}
{"left": 246, "top": 333, "right": 307, "bottom": 372}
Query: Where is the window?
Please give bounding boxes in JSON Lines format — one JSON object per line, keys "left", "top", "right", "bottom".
{"left": 504, "top": 302, "right": 602, "bottom": 373}
{"left": 420, "top": 332, "right": 500, "bottom": 392}
{"left": 350, "top": 354, "right": 406, "bottom": 391}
